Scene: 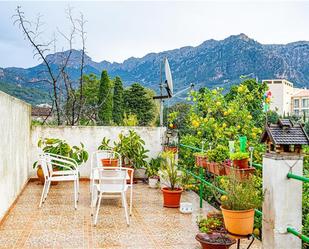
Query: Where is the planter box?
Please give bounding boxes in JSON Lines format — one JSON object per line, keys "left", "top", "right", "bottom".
{"left": 164, "top": 146, "right": 178, "bottom": 153}
{"left": 208, "top": 162, "right": 227, "bottom": 176}
{"left": 195, "top": 155, "right": 208, "bottom": 168}
{"left": 225, "top": 165, "right": 255, "bottom": 180}
{"left": 232, "top": 158, "right": 249, "bottom": 169}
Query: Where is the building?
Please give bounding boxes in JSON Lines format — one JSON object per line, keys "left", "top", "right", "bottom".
{"left": 31, "top": 104, "right": 53, "bottom": 123}
{"left": 262, "top": 79, "right": 309, "bottom": 118}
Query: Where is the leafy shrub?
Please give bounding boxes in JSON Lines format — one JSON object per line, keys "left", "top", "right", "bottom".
{"left": 230, "top": 152, "right": 249, "bottom": 160}
{"left": 207, "top": 145, "right": 229, "bottom": 163}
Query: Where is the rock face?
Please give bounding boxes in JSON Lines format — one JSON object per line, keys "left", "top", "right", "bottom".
{"left": 2, "top": 33, "right": 309, "bottom": 99}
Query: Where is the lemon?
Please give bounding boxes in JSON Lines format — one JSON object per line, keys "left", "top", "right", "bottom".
{"left": 253, "top": 228, "right": 260, "bottom": 237}
{"left": 224, "top": 111, "right": 228, "bottom": 116}
{"left": 220, "top": 195, "right": 228, "bottom": 202}
{"left": 169, "top": 123, "right": 173, "bottom": 128}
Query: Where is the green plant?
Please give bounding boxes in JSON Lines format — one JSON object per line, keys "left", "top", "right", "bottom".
{"left": 98, "top": 137, "right": 112, "bottom": 150}
{"left": 197, "top": 217, "right": 224, "bottom": 233}
{"left": 220, "top": 174, "right": 263, "bottom": 210}
{"left": 33, "top": 138, "right": 89, "bottom": 169}
{"left": 123, "top": 113, "right": 138, "bottom": 126}
{"left": 159, "top": 151, "right": 182, "bottom": 190}
{"left": 98, "top": 70, "right": 113, "bottom": 125}
{"left": 194, "top": 151, "right": 208, "bottom": 157}
{"left": 146, "top": 156, "right": 164, "bottom": 178}
{"left": 112, "top": 76, "right": 124, "bottom": 125}
{"left": 230, "top": 152, "right": 249, "bottom": 160}
{"left": 114, "top": 130, "right": 149, "bottom": 168}
{"left": 207, "top": 145, "right": 229, "bottom": 163}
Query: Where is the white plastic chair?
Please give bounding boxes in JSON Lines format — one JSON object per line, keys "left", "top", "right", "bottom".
{"left": 90, "top": 150, "right": 122, "bottom": 192}
{"left": 90, "top": 150, "right": 134, "bottom": 215}
{"left": 91, "top": 167, "right": 132, "bottom": 226}
{"left": 38, "top": 153, "right": 79, "bottom": 209}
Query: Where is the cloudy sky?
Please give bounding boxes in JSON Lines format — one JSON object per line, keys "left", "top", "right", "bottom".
{"left": 1, "top": 0, "right": 309, "bottom": 68}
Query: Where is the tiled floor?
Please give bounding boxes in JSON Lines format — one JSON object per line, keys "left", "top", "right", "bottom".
{"left": 0, "top": 181, "right": 261, "bottom": 249}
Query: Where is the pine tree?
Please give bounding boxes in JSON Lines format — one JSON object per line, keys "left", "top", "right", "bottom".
{"left": 98, "top": 70, "right": 113, "bottom": 125}
{"left": 124, "top": 83, "right": 156, "bottom": 126}
{"left": 112, "top": 76, "right": 124, "bottom": 125}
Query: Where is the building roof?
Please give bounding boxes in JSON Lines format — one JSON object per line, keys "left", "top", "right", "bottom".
{"left": 31, "top": 107, "right": 52, "bottom": 117}
{"left": 261, "top": 119, "right": 309, "bottom": 145}
{"left": 292, "top": 89, "right": 309, "bottom": 98}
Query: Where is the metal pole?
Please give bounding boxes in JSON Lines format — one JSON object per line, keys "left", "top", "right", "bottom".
{"left": 199, "top": 167, "right": 203, "bottom": 208}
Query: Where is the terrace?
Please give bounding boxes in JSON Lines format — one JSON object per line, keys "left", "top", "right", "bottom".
{"left": 0, "top": 86, "right": 308, "bottom": 249}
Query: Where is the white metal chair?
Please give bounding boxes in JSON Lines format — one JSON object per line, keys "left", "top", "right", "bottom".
{"left": 38, "top": 153, "right": 79, "bottom": 209}
{"left": 91, "top": 167, "right": 132, "bottom": 226}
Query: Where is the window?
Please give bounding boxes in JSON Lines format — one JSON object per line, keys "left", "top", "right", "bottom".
{"left": 294, "top": 99, "right": 299, "bottom": 108}
{"left": 302, "top": 99, "right": 309, "bottom": 108}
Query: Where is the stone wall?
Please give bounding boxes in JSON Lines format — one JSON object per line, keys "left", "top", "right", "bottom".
{"left": 30, "top": 126, "right": 166, "bottom": 177}
{"left": 0, "top": 91, "right": 31, "bottom": 220}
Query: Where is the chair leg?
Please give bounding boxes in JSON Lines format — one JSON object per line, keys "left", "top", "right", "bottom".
{"left": 44, "top": 180, "right": 51, "bottom": 200}
{"left": 39, "top": 181, "right": 47, "bottom": 207}
{"left": 94, "top": 193, "right": 103, "bottom": 226}
{"left": 74, "top": 180, "right": 77, "bottom": 210}
{"left": 129, "top": 186, "right": 133, "bottom": 216}
{"left": 91, "top": 188, "right": 98, "bottom": 216}
{"left": 122, "top": 192, "right": 130, "bottom": 226}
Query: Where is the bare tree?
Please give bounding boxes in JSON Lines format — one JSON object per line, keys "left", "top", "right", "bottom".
{"left": 13, "top": 6, "right": 87, "bottom": 125}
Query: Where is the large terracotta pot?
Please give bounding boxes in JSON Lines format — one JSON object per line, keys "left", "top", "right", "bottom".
{"left": 221, "top": 206, "right": 255, "bottom": 235}
{"left": 233, "top": 158, "right": 249, "bottom": 169}
{"left": 195, "top": 233, "right": 236, "bottom": 249}
{"left": 101, "top": 158, "right": 119, "bottom": 167}
{"left": 161, "top": 187, "right": 183, "bottom": 208}
{"left": 36, "top": 166, "right": 58, "bottom": 185}
{"left": 195, "top": 155, "right": 208, "bottom": 168}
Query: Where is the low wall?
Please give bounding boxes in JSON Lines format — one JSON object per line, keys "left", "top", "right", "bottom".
{"left": 30, "top": 126, "right": 166, "bottom": 177}
{"left": 0, "top": 91, "right": 31, "bottom": 220}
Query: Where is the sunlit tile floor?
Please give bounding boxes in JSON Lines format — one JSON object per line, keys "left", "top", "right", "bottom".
{"left": 0, "top": 181, "right": 261, "bottom": 249}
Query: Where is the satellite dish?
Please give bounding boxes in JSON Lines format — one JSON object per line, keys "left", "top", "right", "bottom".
{"left": 164, "top": 58, "right": 173, "bottom": 98}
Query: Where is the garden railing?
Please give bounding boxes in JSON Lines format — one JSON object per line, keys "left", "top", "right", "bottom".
{"left": 179, "top": 143, "right": 309, "bottom": 245}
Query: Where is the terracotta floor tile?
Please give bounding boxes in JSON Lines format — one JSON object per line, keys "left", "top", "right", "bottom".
{"left": 0, "top": 181, "right": 262, "bottom": 249}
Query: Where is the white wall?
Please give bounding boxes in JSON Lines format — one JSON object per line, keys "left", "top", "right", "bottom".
{"left": 0, "top": 91, "right": 31, "bottom": 220}
{"left": 30, "top": 126, "right": 166, "bottom": 177}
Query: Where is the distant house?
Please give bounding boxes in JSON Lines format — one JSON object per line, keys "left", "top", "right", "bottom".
{"left": 31, "top": 104, "right": 53, "bottom": 123}
{"left": 263, "top": 79, "right": 309, "bottom": 120}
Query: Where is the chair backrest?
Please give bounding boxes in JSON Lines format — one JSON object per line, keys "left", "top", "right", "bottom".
{"left": 40, "top": 153, "right": 78, "bottom": 176}
{"left": 96, "top": 167, "right": 127, "bottom": 193}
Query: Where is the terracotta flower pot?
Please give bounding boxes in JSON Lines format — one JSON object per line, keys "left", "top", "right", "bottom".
{"left": 101, "top": 158, "right": 119, "bottom": 167}
{"left": 233, "top": 158, "right": 249, "bottom": 169}
{"left": 221, "top": 206, "right": 255, "bottom": 235}
{"left": 161, "top": 187, "right": 183, "bottom": 208}
{"left": 195, "top": 233, "right": 236, "bottom": 249}
{"left": 225, "top": 165, "right": 256, "bottom": 180}
{"left": 164, "top": 146, "right": 178, "bottom": 154}
{"left": 208, "top": 162, "right": 216, "bottom": 174}
{"left": 195, "top": 155, "right": 208, "bottom": 168}
{"left": 214, "top": 163, "right": 226, "bottom": 176}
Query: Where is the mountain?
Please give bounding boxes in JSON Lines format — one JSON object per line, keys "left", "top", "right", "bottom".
{"left": 2, "top": 33, "right": 309, "bottom": 105}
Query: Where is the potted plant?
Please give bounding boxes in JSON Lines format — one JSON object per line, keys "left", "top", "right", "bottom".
{"left": 98, "top": 137, "right": 119, "bottom": 167}
{"left": 195, "top": 233, "right": 236, "bottom": 249}
{"left": 220, "top": 175, "right": 263, "bottom": 235}
{"left": 207, "top": 145, "right": 229, "bottom": 175}
{"left": 196, "top": 216, "right": 235, "bottom": 249}
{"left": 159, "top": 151, "right": 183, "bottom": 208}
{"left": 194, "top": 151, "right": 208, "bottom": 168}
{"left": 146, "top": 156, "right": 163, "bottom": 188}
{"left": 33, "top": 138, "right": 89, "bottom": 184}
{"left": 114, "top": 130, "right": 149, "bottom": 182}
{"left": 230, "top": 152, "right": 249, "bottom": 169}
{"left": 163, "top": 141, "right": 178, "bottom": 154}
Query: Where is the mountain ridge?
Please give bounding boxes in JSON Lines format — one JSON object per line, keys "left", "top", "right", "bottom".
{"left": 2, "top": 33, "right": 309, "bottom": 104}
